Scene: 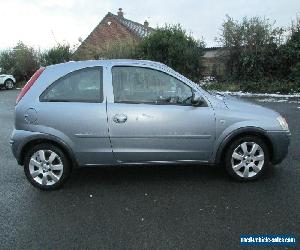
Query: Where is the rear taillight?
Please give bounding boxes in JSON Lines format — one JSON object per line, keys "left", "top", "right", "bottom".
{"left": 16, "top": 67, "right": 45, "bottom": 104}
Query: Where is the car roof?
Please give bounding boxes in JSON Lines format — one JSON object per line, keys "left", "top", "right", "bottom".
{"left": 42, "top": 59, "right": 196, "bottom": 90}
{"left": 44, "top": 59, "right": 179, "bottom": 79}
{"left": 46, "top": 59, "right": 190, "bottom": 81}
{"left": 46, "top": 59, "right": 168, "bottom": 70}
{"left": 23, "top": 59, "right": 203, "bottom": 104}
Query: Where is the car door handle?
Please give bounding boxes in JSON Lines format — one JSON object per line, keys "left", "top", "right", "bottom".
{"left": 113, "top": 114, "right": 128, "bottom": 123}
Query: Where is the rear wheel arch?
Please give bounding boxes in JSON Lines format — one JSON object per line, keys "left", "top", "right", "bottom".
{"left": 20, "top": 138, "right": 77, "bottom": 168}
{"left": 216, "top": 128, "right": 273, "bottom": 164}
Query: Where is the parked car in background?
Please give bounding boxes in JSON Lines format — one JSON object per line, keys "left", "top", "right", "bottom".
{"left": 0, "top": 74, "right": 16, "bottom": 89}
{"left": 10, "top": 60, "right": 291, "bottom": 190}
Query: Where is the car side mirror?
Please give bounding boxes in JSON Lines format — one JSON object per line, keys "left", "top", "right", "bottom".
{"left": 191, "top": 92, "right": 205, "bottom": 106}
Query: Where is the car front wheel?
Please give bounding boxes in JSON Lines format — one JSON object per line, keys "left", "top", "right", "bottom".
{"left": 225, "top": 136, "right": 269, "bottom": 181}
{"left": 24, "top": 143, "right": 71, "bottom": 190}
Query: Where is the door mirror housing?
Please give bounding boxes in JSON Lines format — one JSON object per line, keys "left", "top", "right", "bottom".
{"left": 191, "top": 92, "right": 205, "bottom": 106}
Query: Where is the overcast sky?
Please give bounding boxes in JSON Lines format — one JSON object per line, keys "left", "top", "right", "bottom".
{"left": 0, "top": 0, "right": 299, "bottom": 50}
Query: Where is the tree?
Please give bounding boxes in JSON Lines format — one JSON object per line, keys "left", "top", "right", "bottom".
{"left": 139, "top": 24, "right": 205, "bottom": 81}
{"left": 280, "top": 16, "right": 300, "bottom": 80}
{"left": 0, "top": 42, "right": 40, "bottom": 82}
{"left": 218, "top": 16, "right": 284, "bottom": 81}
{"left": 0, "top": 50, "right": 14, "bottom": 74}
{"left": 290, "top": 63, "right": 300, "bottom": 82}
{"left": 41, "top": 43, "right": 72, "bottom": 66}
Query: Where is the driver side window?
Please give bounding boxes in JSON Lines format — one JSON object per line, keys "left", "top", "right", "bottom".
{"left": 112, "top": 66, "right": 193, "bottom": 105}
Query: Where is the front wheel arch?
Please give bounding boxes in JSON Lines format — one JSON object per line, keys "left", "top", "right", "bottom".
{"left": 216, "top": 129, "right": 273, "bottom": 165}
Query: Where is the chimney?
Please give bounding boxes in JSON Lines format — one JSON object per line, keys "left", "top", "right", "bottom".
{"left": 117, "top": 8, "right": 124, "bottom": 18}
{"left": 144, "top": 20, "right": 149, "bottom": 28}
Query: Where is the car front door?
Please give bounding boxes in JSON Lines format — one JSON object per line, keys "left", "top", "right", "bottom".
{"left": 107, "top": 66, "right": 216, "bottom": 163}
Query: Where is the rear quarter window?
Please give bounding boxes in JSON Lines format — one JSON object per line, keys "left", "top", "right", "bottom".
{"left": 40, "top": 67, "right": 103, "bottom": 103}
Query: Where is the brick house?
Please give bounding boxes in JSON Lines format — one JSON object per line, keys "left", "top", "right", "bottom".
{"left": 75, "top": 8, "right": 224, "bottom": 78}
{"left": 74, "top": 8, "right": 153, "bottom": 59}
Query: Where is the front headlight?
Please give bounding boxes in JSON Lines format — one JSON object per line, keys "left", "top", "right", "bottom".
{"left": 277, "top": 116, "right": 289, "bottom": 131}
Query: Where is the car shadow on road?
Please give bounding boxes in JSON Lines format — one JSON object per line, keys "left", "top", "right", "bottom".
{"left": 63, "top": 163, "right": 278, "bottom": 191}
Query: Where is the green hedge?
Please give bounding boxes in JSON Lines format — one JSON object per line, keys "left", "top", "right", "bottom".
{"left": 203, "top": 81, "right": 300, "bottom": 94}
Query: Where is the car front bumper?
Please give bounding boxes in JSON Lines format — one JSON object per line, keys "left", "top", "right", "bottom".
{"left": 267, "top": 130, "right": 291, "bottom": 164}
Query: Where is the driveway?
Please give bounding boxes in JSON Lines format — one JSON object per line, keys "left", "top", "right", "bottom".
{"left": 0, "top": 90, "right": 299, "bottom": 249}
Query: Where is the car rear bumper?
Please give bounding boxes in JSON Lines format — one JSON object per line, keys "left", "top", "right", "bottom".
{"left": 10, "top": 129, "right": 44, "bottom": 165}
{"left": 267, "top": 130, "right": 291, "bottom": 164}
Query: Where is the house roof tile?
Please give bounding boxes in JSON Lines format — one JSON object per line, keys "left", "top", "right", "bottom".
{"left": 108, "top": 12, "right": 154, "bottom": 38}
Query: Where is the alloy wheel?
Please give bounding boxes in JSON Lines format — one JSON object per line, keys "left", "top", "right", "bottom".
{"left": 29, "top": 150, "right": 64, "bottom": 186}
{"left": 231, "top": 142, "right": 265, "bottom": 178}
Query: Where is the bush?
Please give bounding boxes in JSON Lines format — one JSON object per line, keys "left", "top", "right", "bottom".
{"left": 290, "top": 62, "right": 300, "bottom": 81}
{"left": 281, "top": 18, "right": 300, "bottom": 80}
{"left": 41, "top": 44, "right": 72, "bottom": 66}
{"left": 0, "top": 42, "right": 40, "bottom": 82}
{"left": 203, "top": 81, "right": 300, "bottom": 94}
{"left": 98, "top": 39, "right": 140, "bottom": 59}
{"left": 0, "top": 42, "right": 73, "bottom": 83}
{"left": 0, "top": 50, "right": 14, "bottom": 74}
{"left": 218, "top": 16, "right": 284, "bottom": 81}
{"left": 139, "top": 24, "right": 205, "bottom": 81}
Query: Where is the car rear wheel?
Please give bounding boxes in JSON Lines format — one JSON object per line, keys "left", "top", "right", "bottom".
{"left": 5, "top": 79, "right": 14, "bottom": 89}
{"left": 24, "top": 143, "right": 71, "bottom": 190}
{"left": 224, "top": 136, "right": 269, "bottom": 181}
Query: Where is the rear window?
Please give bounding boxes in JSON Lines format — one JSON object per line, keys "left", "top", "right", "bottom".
{"left": 40, "top": 67, "right": 103, "bottom": 103}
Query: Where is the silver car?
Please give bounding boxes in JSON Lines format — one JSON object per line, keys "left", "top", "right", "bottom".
{"left": 10, "top": 60, "right": 291, "bottom": 190}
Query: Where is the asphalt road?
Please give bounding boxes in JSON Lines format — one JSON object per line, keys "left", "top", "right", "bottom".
{"left": 0, "top": 90, "right": 299, "bottom": 249}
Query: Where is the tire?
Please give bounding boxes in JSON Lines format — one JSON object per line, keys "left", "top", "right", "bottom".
{"left": 224, "top": 136, "right": 269, "bottom": 181}
{"left": 24, "top": 143, "right": 71, "bottom": 190}
{"left": 4, "top": 79, "right": 14, "bottom": 90}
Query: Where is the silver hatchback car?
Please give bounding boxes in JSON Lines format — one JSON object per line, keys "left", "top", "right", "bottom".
{"left": 10, "top": 60, "right": 291, "bottom": 190}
